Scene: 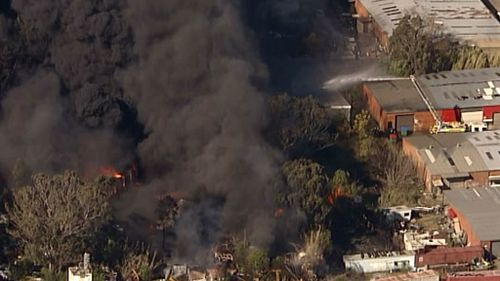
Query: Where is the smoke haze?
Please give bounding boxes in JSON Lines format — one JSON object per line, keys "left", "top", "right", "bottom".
{"left": 0, "top": 0, "right": 285, "bottom": 262}
{"left": 118, "top": 0, "right": 282, "bottom": 260}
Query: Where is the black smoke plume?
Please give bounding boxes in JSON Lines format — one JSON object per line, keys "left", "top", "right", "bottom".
{"left": 0, "top": 0, "right": 285, "bottom": 262}
{"left": 0, "top": 0, "right": 136, "bottom": 175}
{"left": 116, "top": 0, "right": 283, "bottom": 261}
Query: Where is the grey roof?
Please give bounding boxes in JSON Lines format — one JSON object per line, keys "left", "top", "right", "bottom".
{"left": 417, "top": 67, "right": 500, "bottom": 110}
{"left": 358, "top": 0, "right": 500, "bottom": 47}
{"left": 465, "top": 130, "right": 500, "bottom": 170}
{"left": 445, "top": 187, "right": 500, "bottom": 241}
{"left": 319, "top": 92, "right": 351, "bottom": 109}
{"left": 405, "top": 131, "right": 493, "bottom": 176}
{"left": 365, "top": 79, "right": 427, "bottom": 113}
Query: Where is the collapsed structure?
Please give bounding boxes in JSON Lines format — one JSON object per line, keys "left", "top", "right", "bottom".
{"left": 363, "top": 67, "right": 500, "bottom": 134}
{"left": 354, "top": 0, "right": 500, "bottom": 49}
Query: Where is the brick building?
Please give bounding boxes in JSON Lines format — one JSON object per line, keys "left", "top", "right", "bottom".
{"left": 354, "top": 0, "right": 500, "bottom": 50}
{"left": 363, "top": 68, "right": 500, "bottom": 134}
{"left": 444, "top": 187, "right": 500, "bottom": 258}
{"left": 402, "top": 130, "right": 500, "bottom": 191}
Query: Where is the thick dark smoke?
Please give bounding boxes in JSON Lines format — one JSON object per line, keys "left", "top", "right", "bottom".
{"left": 10, "top": 0, "right": 133, "bottom": 129}
{"left": 0, "top": 0, "right": 135, "bottom": 174}
{"left": 116, "top": 0, "right": 283, "bottom": 261}
{"left": 0, "top": 0, "right": 285, "bottom": 262}
{"left": 0, "top": 69, "right": 133, "bottom": 175}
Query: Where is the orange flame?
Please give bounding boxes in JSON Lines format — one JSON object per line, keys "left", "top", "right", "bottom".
{"left": 327, "top": 186, "right": 343, "bottom": 205}
{"left": 274, "top": 208, "right": 284, "bottom": 218}
{"left": 99, "top": 167, "right": 124, "bottom": 179}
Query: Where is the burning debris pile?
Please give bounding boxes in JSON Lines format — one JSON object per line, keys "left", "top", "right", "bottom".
{"left": 0, "top": 0, "right": 285, "bottom": 265}
{"left": 117, "top": 0, "right": 283, "bottom": 260}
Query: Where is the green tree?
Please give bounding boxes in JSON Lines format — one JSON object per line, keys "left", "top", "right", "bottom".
{"left": 268, "top": 94, "right": 337, "bottom": 156}
{"left": 388, "top": 15, "right": 456, "bottom": 75}
{"left": 6, "top": 171, "right": 110, "bottom": 271}
{"left": 452, "top": 46, "right": 490, "bottom": 70}
{"left": 330, "top": 170, "right": 363, "bottom": 199}
{"left": 353, "top": 110, "right": 375, "bottom": 159}
{"left": 279, "top": 159, "right": 330, "bottom": 227}
{"left": 375, "top": 144, "right": 421, "bottom": 207}
{"left": 246, "top": 247, "right": 269, "bottom": 275}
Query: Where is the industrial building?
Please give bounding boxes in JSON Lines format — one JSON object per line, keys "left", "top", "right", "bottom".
{"left": 371, "top": 270, "right": 439, "bottom": 281}
{"left": 343, "top": 251, "right": 416, "bottom": 273}
{"left": 320, "top": 92, "right": 352, "bottom": 121}
{"left": 354, "top": 0, "right": 500, "bottom": 49}
{"left": 415, "top": 246, "right": 484, "bottom": 269}
{"left": 446, "top": 269, "right": 500, "bottom": 281}
{"left": 402, "top": 130, "right": 500, "bottom": 191}
{"left": 445, "top": 187, "right": 500, "bottom": 257}
{"left": 363, "top": 67, "right": 500, "bottom": 133}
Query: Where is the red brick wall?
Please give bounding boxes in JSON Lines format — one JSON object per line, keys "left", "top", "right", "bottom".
{"left": 363, "top": 84, "right": 385, "bottom": 129}
{"left": 414, "top": 111, "right": 436, "bottom": 132}
{"left": 469, "top": 171, "right": 490, "bottom": 187}
{"left": 402, "top": 138, "right": 433, "bottom": 192}
{"left": 354, "top": 0, "right": 389, "bottom": 48}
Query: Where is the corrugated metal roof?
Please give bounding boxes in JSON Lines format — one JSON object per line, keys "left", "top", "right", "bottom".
{"left": 417, "top": 67, "right": 500, "bottom": 110}
{"left": 405, "top": 132, "right": 488, "bottom": 176}
{"left": 445, "top": 187, "right": 500, "bottom": 241}
{"left": 364, "top": 68, "right": 500, "bottom": 113}
{"left": 358, "top": 0, "right": 500, "bottom": 47}
{"left": 371, "top": 270, "right": 439, "bottom": 281}
{"left": 466, "top": 131, "right": 500, "bottom": 170}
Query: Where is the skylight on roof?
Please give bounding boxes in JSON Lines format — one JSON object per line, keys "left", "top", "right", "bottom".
{"left": 464, "top": 156, "right": 473, "bottom": 166}
{"left": 425, "top": 149, "right": 436, "bottom": 163}
{"left": 486, "top": 152, "right": 494, "bottom": 160}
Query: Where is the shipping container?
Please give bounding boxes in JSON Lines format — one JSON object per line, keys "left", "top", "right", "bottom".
{"left": 416, "top": 246, "right": 484, "bottom": 268}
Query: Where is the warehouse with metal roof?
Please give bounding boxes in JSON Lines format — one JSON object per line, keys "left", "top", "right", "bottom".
{"left": 354, "top": 0, "right": 500, "bottom": 49}
{"left": 363, "top": 67, "right": 500, "bottom": 133}
{"left": 445, "top": 187, "right": 500, "bottom": 257}
{"left": 402, "top": 130, "right": 500, "bottom": 191}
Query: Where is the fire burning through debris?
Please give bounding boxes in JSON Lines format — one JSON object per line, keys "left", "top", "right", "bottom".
{"left": 99, "top": 167, "right": 124, "bottom": 179}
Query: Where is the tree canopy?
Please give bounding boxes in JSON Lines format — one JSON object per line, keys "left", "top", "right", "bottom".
{"left": 374, "top": 144, "right": 421, "bottom": 207}
{"left": 388, "top": 15, "right": 457, "bottom": 76}
{"left": 268, "top": 94, "right": 337, "bottom": 156}
{"left": 6, "top": 171, "right": 110, "bottom": 271}
{"left": 279, "top": 159, "right": 331, "bottom": 228}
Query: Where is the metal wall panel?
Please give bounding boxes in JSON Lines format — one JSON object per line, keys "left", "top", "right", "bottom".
{"left": 492, "top": 241, "right": 500, "bottom": 258}
{"left": 462, "top": 111, "right": 483, "bottom": 123}
{"left": 396, "top": 114, "right": 414, "bottom": 132}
